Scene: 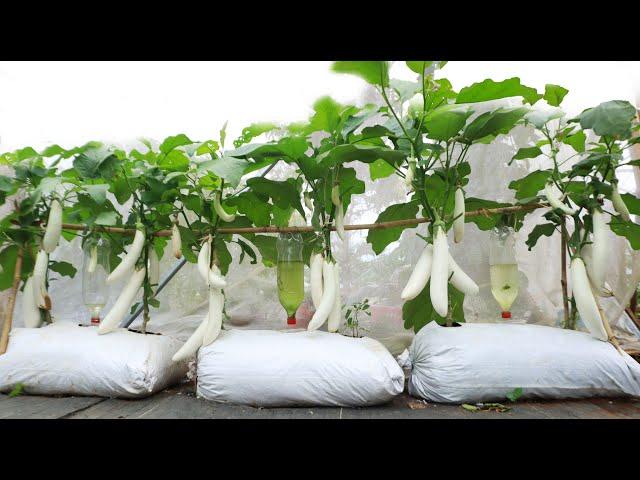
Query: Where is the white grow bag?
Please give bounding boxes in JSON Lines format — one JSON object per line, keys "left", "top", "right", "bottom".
{"left": 197, "top": 329, "right": 405, "bottom": 407}
{"left": 408, "top": 322, "right": 640, "bottom": 403}
{"left": 0, "top": 323, "right": 189, "bottom": 398}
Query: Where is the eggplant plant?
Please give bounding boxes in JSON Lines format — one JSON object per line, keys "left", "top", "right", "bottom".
{"left": 510, "top": 96, "right": 640, "bottom": 339}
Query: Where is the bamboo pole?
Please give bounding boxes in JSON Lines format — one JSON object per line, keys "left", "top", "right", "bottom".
{"left": 58, "top": 203, "right": 545, "bottom": 237}
{"left": 0, "top": 247, "right": 24, "bottom": 355}
{"left": 560, "top": 219, "right": 570, "bottom": 329}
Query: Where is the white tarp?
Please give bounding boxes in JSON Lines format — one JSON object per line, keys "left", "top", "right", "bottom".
{"left": 408, "top": 322, "right": 640, "bottom": 403}
{"left": 196, "top": 329, "right": 404, "bottom": 407}
{"left": 0, "top": 323, "right": 188, "bottom": 398}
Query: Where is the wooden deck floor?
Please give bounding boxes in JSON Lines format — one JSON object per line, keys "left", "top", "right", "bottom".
{"left": 2, "top": 382, "right": 639, "bottom": 419}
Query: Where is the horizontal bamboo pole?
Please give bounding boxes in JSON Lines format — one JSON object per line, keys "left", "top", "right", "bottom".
{"left": 58, "top": 203, "right": 545, "bottom": 236}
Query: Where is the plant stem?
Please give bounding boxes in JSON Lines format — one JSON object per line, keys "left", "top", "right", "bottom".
{"left": 560, "top": 217, "right": 570, "bottom": 329}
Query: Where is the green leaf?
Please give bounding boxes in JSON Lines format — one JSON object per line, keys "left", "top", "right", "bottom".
{"left": 233, "top": 122, "right": 279, "bottom": 147}
{"left": 159, "top": 134, "right": 193, "bottom": 154}
{"left": 95, "top": 211, "right": 119, "bottom": 226}
{"left": 424, "top": 104, "right": 474, "bottom": 141}
{"left": 524, "top": 107, "right": 564, "bottom": 128}
{"left": 246, "top": 177, "right": 304, "bottom": 218}
{"left": 506, "top": 387, "right": 523, "bottom": 402}
{"left": 227, "top": 191, "right": 272, "bottom": 227}
{"left": 367, "top": 201, "right": 419, "bottom": 254}
{"left": 309, "top": 96, "right": 343, "bottom": 134}
{"left": 456, "top": 77, "right": 541, "bottom": 105}
{"left": 526, "top": 223, "right": 556, "bottom": 250}
{"left": 245, "top": 234, "right": 278, "bottom": 267}
{"left": 390, "top": 79, "right": 420, "bottom": 101}
{"left": 48, "top": 260, "right": 77, "bottom": 278}
{"left": 403, "top": 282, "right": 465, "bottom": 332}
{"left": 73, "top": 147, "right": 118, "bottom": 180}
{"left": 317, "top": 144, "right": 406, "bottom": 168}
{"left": 369, "top": 158, "right": 396, "bottom": 180}
{"left": 336, "top": 167, "right": 365, "bottom": 210}
{"left": 198, "top": 155, "right": 250, "bottom": 188}
{"left": 0, "top": 245, "right": 18, "bottom": 291}
{"left": 463, "top": 107, "right": 528, "bottom": 142}
{"left": 543, "top": 84, "right": 569, "bottom": 107}
{"left": 620, "top": 193, "right": 640, "bottom": 215}
{"left": 83, "top": 184, "right": 109, "bottom": 205}
{"left": 331, "top": 61, "right": 389, "bottom": 86}
{"left": 562, "top": 130, "right": 586, "bottom": 153}
{"left": 462, "top": 404, "right": 479, "bottom": 412}
{"left": 508, "top": 170, "right": 551, "bottom": 200}
{"left": 609, "top": 217, "right": 640, "bottom": 250}
{"left": 0, "top": 175, "right": 15, "bottom": 192}
{"left": 8, "top": 383, "right": 24, "bottom": 397}
{"left": 464, "top": 198, "right": 510, "bottom": 231}
{"left": 578, "top": 100, "right": 637, "bottom": 138}
{"left": 511, "top": 146, "right": 543, "bottom": 162}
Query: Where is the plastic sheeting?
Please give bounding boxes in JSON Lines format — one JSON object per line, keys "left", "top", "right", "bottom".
{"left": 408, "top": 322, "right": 640, "bottom": 403}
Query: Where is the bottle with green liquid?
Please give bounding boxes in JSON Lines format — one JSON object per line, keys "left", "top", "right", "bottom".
{"left": 276, "top": 232, "right": 304, "bottom": 326}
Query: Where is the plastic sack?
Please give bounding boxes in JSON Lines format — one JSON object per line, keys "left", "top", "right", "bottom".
{"left": 196, "top": 329, "right": 404, "bottom": 407}
{"left": 408, "top": 322, "right": 640, "bottom": 403}
{"left": 0, "top": 323, "right": 188, "bottom": 398}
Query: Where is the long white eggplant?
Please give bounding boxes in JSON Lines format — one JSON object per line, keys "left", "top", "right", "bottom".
{"left": 544, "top": 182, "right": 576, "bottom": 215}
{"left": 571, "top": 257, "right": 608, "bottom": 341}
{"left": 590, "top": 208, "right": 608, "bottom": 295}
{"left": 148, "top": 248, "right": 160, "bottom": 287}
{"left": 335, "top": 202, "right": 345, "bottom": 241}
{"left": 202, "top": 288, "right": 224, "bottom": 346}
{"left": 404, "top": 158, "right": 416, "bottom": 187}
{"left": 42, "top": 199, "right": 62, "bottom": 253}
{"left": 448, "top": 253, "right": 479, "bottom": 296}
{"left": 430, "top": 226, "right": 449, "bottom": 318}
{"left": 611, "top": 184, "right": 631, "bottom": 222}
{"left": 331, "top": 185, "right": 340, "bottom": 207}
{"left": 453, "top": 188, "right": 465, "bottom": 243}
{"left": 213, "top": 191, "right": 235, "bottom": 222}
{"left": 307, "top": 260, "right": 337, "bottom": 331}
{"left": 171, "top": 224, "right": 182, "bottom": 259}
{"left": 172, "top": 317, "right": 208, "bottom": 362}
{"left": 327, "top": 263, "right": 341, "bottom": 333}
{"left": 32, "top": 249, "right": 51, "bottom": 310}
{"left": 208, "top": 264, "right": 227, "bottom": 289}
{"left": 197, "top": 238, "right": 211, "bottom": 284}
{"left": 106, "top": 228, "right": 145, "bottom": 285}
{"left": 23, "top": 276, "right": 42, "bottom": 328}
{"left": 98, "top": 267, "right": 146, "bottom": 335}
{"left": 401, "top": 244, "right": 433, "bottom": 301}
{"left": 310, "top": 253, "right": 324, "bottom": 309}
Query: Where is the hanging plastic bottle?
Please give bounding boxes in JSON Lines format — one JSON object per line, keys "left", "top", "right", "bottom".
{"left": 276, "top": 232, "right": 304, "bottom": 326}
{"left": 489, "top": 225, "right": 519, "bottom": 320}
{"left": 82, "top": 236, "right": 111, "bottom": 326}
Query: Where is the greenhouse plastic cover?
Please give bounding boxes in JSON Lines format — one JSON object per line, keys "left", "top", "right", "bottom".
{"left": 3, "top": 97, "right": 640, "bottom": 355}
{"left": 0, "top": 323, "right": 188, "bottom": 398}
{"left": 196, "top": 329, "right": 404, "bottom": 406}
{"left": 408, "top": 322, "right": 640, "bottom": 403}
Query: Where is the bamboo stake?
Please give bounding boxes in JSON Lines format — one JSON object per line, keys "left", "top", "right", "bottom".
{"left": 0, "top": 247, "right": 24, "bottom": 355}
{"left": 57, "top": 203, "right": 545, "bottom": 237}
{"left": 560, "top": 219, "right": 570, "bottom": 329}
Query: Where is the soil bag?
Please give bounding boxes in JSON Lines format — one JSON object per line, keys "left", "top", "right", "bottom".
{"left": 0, "top": 323, "right": 188, "bottom": 398}
{"left": 196, "top": 329, "right": 404, "bottom": 407}
{"left": 408, "top": 322, "right": 640, "bottom": 403}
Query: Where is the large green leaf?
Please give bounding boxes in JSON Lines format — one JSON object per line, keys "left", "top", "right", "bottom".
{"left": 367, "top": 201, "right": 419, "bottom": 254}
{"left": 198, "top": 155, "right": 250, "bottom": 188}
{"left": 336, "top": 167, "right": 365, "bottom": 210}
{"left": 543, "top": 84, "right": 569, "bottom": 107}
{"left": 246, "top": 177, "right": 304, "bottom": 218}
{"left": 73, "top": 147, "right": 119, "bottom": 179}
{"left": 456, "top": 78, "right": 541, "bottom": 105}
{"left": 369, "top": 158, "right": 396, "bottom": 180}
{"left": 511, "top": 146, "right": 543, "bottom": 163}
{"left": 83, "top": 184, "right": 109, "bottom": 205}
{"left": 159, "top": 134, "right": 193, "bottom": 154}
{"left": 524, "top": 107, "right": 564, "bottom": 128}
{"left": 526, "top": 223, "right": 556, "bottom": 250}
{"left": 227, "top": 191, "right": 272, "bottom": 227}
{"left": 609, "top": 217, "right": 640, "bottom": 249}
{"left": 578, "top": 100, "right": 637, "bottom": 138}
{"left": 316, "top": 144, "right": 406, "bottom": 168}
{"left": 308, "top": 96, "right": 343, "bottom": 134}
{"left": 424, "top": 104, "right": 474, "bottom": 141}
{"left": 331, "top": 61, "right": 389, "bottom": 86}
{"left": 620, "top": 193, "right": 640, "bottom": 215}
{"left": 508, "top": 170, "right": 551, "bottom": 200}
{"left": 463, "top": 107, "right": 528, "bottom": 142}
{"left": 48, "top": 260, "right": 77, "bottom": 278}
{"left": 403, "top": 282, "right": 465, "bottom": 332}
{"left": 233, "top": 123, "right": 279, "bottom": 147}
{"left": 562, "top": 130, "right": 586, "bottom": 153}
{"left": 463, "top": 197, "right": 510, "bottom": 231}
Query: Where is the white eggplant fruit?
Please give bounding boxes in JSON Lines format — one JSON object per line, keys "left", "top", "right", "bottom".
{"left": 327, "top": 263, "right": 341, "bottom": 333}
{"left": 570, "top": 257, "right": 608, "bottom": 341}
{"left": 404, "top": 158, "right": 416, "bottom": 187}
{"left": 213, "top": 191, "right": 235, "bottom": 222}
{"left": 106, "top": 228, "right": 145, "bottom": 285}
{"left": 453, "top": 188, "right": 465, "bottom": 243}
{"left": 148, "top": 248, "right": 160, "bottom": 287}
{"left": 202, "top": 287, "right": 224, "bottom": 346}
{"left": 544, "top": 182, "right": 576, "bottom": 215}
{"left": 430, "top": 226, "right": 449, "bottom": 318}
{"left": 98, "top": 267, "right": 145, "bottom": 335}
{"left": 448, "top": 253, "right": 479, "bottom": 296}
{"left": 401, "top": 244, "right": 433, "bottom": 301}
{"left": 611, "top": 184, "right": 631, "bottom": 222}
{"left": 197, "top": 238, "right": 211, "bottom": 284}
{"left": 32, "top": 249, "right": 50, "bottom": 310}
{"left": 590, "top": 208, "right": 608, "bottom": 295}
{"left": 307, "top": 260, "right": 337, "bottom": 331}
{"left": 171, "top": 224, "right": 182, "bottom": 259}
{"left": 331, "top": 185, "right": 340, "bottom": 207}
{"left": 208, "top": 264, "right": 227, "bottom": 289}
{"left": 23, "top": 276, "right": 43, "bottom": 328}
{"left": 335, "top": 202, "right": 345, "bottom": 241}
{"left": 42, "top": 199, "right": 62, "bottom": 253}
{"left": 310, "top": 253, "right": 324, "bottom": 309}
{"left": 172, "top": 317, "right": 208, "bottom": 362}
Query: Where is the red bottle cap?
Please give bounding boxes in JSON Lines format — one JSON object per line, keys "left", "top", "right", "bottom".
{"left": 501, "top": 311, "right": 511, "bottom": 319}
{"left": 91, "top": 316, "right": 100, "bottom": 325}
{"left": 287, "top": 315, "right": 297, "bottom": 325}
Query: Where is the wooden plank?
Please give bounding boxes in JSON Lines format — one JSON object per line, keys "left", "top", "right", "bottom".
{"left": 0, "top": 393, "right": 105, "bottom": 419}
{"left": 588, "top": 398, "right": 640, "bottom": 419}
